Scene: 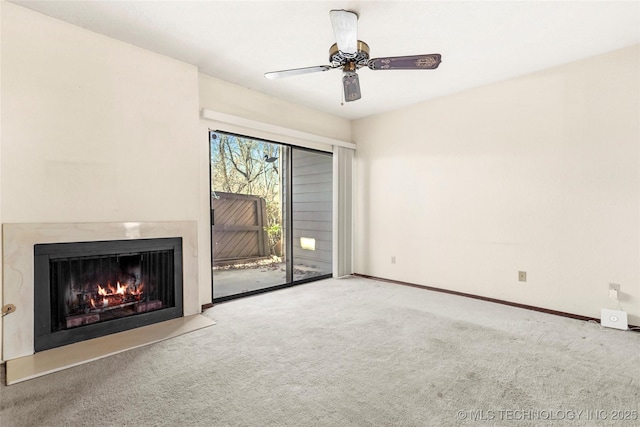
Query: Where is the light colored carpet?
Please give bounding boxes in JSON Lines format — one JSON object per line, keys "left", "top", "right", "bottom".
{"left": 1, "top": 276, "right": 639, "bottom": 426}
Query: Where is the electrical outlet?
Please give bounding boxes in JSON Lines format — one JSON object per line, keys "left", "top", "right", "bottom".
{"left": 518, "top": 271, "right": 527, "bottom": 282}
{"left": 609, "top": 283, "right": 620, "bottom": 299}
{"left": 391, "top": 256, "right": 396, "bottom": 264}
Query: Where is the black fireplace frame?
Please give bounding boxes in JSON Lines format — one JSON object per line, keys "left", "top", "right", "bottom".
{"left": 34, "top": 237, "right": 183, "bottom": 352}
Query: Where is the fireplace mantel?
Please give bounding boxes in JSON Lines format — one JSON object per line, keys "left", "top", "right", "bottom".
{"left": 2, "top": 221, "right": 200, "bottom": 361}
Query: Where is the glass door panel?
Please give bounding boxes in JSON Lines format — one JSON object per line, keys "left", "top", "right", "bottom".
{"left": 291, "top": 148, "right": 333, "bottom": 280}
{"left": 210, "top": 131, "right": 286, "bottom": 298}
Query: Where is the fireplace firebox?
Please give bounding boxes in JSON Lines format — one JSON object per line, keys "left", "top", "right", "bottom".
{"left": 34, "top": 238, "right": 183, "bottom": 352}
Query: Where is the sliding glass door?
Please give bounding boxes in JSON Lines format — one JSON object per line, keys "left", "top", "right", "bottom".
{"left": 209, "top": 131, "right": 332, "bottom": 300}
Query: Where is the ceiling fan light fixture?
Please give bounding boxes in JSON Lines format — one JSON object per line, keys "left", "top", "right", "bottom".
{"left": 329, "top": 9, "right": 358, "bottom": 55}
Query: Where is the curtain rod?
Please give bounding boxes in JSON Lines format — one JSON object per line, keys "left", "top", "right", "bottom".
{"left": 201, "top": 109, "right": 356, "bottom": 150}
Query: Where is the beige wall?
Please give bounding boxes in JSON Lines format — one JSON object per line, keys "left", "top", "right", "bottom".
{"left": 1, "top": 2, "right": 202, "bottom": 224}
{"left": 353, "top": 45, "right": 640, "bottom": 324}
{"left": 199, "top": 74, "right": 351, "bottom": 144}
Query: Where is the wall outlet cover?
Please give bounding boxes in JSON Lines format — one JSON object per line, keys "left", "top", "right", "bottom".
{"left": 600, "top": 309, "right": 628, "bottom": 330}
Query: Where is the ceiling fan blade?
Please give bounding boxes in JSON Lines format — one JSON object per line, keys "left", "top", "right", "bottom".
{"left": 342, "top": 72, "right": 361, "bottom": 102}
{"left": 368, "top": 54, "right": 442, "bottom": 70}
{"left": 330, "top": 9, "right": 358, "bottom": 54}
{"left": 264, "top": 65, "right": 332, "bottom": 80}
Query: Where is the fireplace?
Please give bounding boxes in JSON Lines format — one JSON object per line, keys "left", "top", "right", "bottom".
{"left": 34, "top": 237, "right": 183, "bottom": 352}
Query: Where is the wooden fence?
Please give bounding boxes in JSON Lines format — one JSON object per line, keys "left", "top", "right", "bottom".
{"left": 211, "top": 192, "right": 270, "bottom": 264}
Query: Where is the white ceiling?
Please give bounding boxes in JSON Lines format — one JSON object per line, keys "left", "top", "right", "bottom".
{"left": 11, "top": 1, "right": 640, "bottom": 120}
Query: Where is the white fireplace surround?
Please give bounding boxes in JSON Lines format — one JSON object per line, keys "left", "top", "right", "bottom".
{"left": 2, "top": 221, "right": 200, "bottom": 361}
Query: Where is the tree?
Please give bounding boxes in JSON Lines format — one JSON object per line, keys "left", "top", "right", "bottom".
{"left": 210, "top": 133, "right": 282, "bottom": 254}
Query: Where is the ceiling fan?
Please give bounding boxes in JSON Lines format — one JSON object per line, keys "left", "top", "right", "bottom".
{"left": 264, "top": 9, "right": 442, "bottom": 102}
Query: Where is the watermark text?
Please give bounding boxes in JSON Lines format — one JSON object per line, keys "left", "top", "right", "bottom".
{"left": 456, "top": 409, "right": 638, "bottom": 422}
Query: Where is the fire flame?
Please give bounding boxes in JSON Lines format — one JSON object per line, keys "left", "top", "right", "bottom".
{"left": 130, "top": 283, "right": 144, "bottom": 296}
{"left": 116, "top": 282, "right": 127, "bottom": 295}
{"left": 92, "top": 281, "right": 143, "bottom": 310}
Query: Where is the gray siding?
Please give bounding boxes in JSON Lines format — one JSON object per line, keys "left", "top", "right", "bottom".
{"left": 292, "top": 149, "right": 332, "bottom": 274}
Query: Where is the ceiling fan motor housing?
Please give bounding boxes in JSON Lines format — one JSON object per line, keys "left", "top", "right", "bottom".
{"left": 329, "top": 40, "right": 370, "bottom": 68}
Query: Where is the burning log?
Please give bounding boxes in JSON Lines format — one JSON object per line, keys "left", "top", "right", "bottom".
{"left": 66, "top": 313, "right": 100, "bottom": 328}
{"left": 135, "top": 300, "right": 163, "bottom": 313}
{"left": 65, "top": 280, "right": 161, "bottom": 328}
{"left": 90, "top": 281, "right": 144, "bottom": 311}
